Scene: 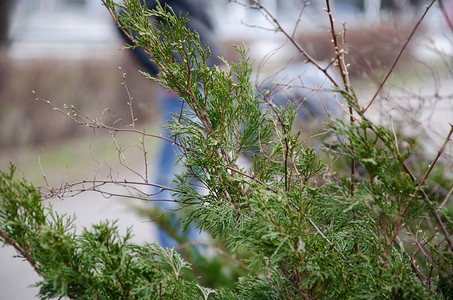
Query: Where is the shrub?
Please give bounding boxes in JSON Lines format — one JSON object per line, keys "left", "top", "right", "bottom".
{"left": 1, "top": 0, "right": 452, "bottom": 298}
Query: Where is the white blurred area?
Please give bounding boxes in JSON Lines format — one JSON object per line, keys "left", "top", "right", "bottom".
{"left": 8, "top": 0, "right": 121, "bottom": 60}
{"left": 5, "top": 0, "right": 453, "bottom": 62}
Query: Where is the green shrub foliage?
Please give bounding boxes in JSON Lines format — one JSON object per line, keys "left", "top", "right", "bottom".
{"left": 1, "top": 1, "right": 452, "bottom": 298}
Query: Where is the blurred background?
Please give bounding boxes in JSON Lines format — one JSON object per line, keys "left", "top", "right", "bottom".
{"left": 0, "top": 0, "right": 452, "bottom": 298}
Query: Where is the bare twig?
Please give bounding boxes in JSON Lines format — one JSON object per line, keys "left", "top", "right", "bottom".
{"left": 439, "top": 0, "right": 453, "bottom": 33}
{"left": 363, "top": 0, "right": 436, "bottom": 113}
{"left": 306, "top": 218, "right": 350, "bottom": 263}
{"left": 139, "top": 133, "right": 149, "bottom": 183}
{"left": 399, "top": 123, "right": 453, "bottom": 221}
{"left": 395, "top": 235, "right": 425, "bottom": 283}
{"left": 34, "top": 95, "right": 193, "bottom": 153}
{"left": 178, "top": 241, "right": 250, "bottom": 271}
{"left": 402, "top": 162, "right": 453, "bottom": 257}
{"left": 419, "top": 124, "right": 453, "bottom": 187}
{"left": 439, "top": 185, "right": 453, "bottom": 209}
{"left": 239, "top": 0, "right": 342, "bottom": 89}
{"left": 0, "top": 230, "right": 40, "bottom": 274}
{"left": 40, "top": 179, "right": 182, "bottom": 202}
{"left": 119, "top": 67, "right": 136, "bottom": 129}
{"left": 38, "top": 152, "right": 51, "bottom": 190}
{"left": 325, "top": 0, "right": 356, "bottom": 196}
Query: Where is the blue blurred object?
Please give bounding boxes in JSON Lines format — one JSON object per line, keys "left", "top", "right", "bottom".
{"left": 152, "top": 90, "right": 201, "bottom": 248}
{"left": 118, "top": 0, "right": 218, "bottom": 248}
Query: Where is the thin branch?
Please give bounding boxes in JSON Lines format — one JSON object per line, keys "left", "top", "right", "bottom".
{"left": 363, "top": 0, "right": 436, "bottom": 113}
{"left": 226, "top": 166, "right": 276, "bottom": 193}
{"left": 395, "top": 236, "right": 425, "bottom": 283}
{"left": 419, "top": 123, "right": 453, "bottom": 187}
{"left": 439, "top": 0, "right": 453, "bottom": 33}
{"left": 0, "top": 230, "right": 40, "bottom": 274}
{"left": 306, "top": 218, "right": 350, "bottom": 263}
{"left": 140, "top": 133, "right": 149, "bottom": 183}
{"left": 40, "top": 179, "right": 182, "bottom": 201}
{"left": 119, "top": 67, "right": 136, "bottom": 129}
{"left": 34, "top": 95, "right": 194, "bottom": 154}
{"left": 38, "top": 152, "right": 51, "bottom": 190}
{"left": 402, "top": 162, "right": 453, "bottom": 257}
{"left": 291, "top": 1, "right": 309, "bottom": 38}
{"left": 439, "top": 185, "right": 453, "bottom": 209}
{"left": 398, "top": 125, "right": 453, "bottom": 254}
{"left": 246, "top": 0, "right": 341, "bottom": 89}
{"left": 178, "top": 241, "right": 250, "bottom": 271}
{"left": 325, "top": 0, "right": 356, "bottom": 196}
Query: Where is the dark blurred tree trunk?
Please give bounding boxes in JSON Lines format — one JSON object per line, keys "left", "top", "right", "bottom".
{"left": 0, "top": 0, "right": 11, "bottom": 45}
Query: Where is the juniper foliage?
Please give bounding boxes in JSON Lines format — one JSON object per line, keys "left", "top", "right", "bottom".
{"left": 1, "top": 0, "right": 452, "bottom": 299}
